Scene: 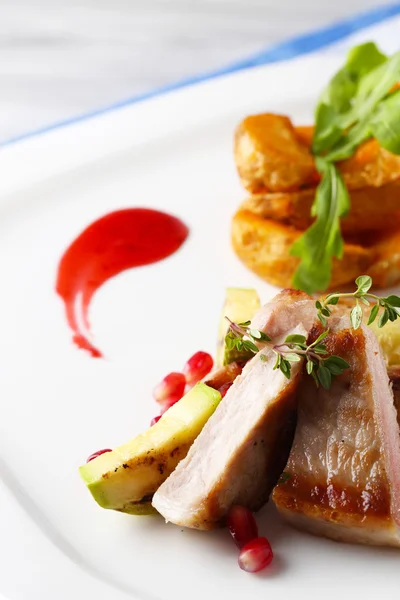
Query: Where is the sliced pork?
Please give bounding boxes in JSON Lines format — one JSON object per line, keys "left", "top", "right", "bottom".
{"left": 152, "top": 290, "right": 316, "bottom": 529}
{"left": 273, "top": 318, "right": 400, "bottom": 547}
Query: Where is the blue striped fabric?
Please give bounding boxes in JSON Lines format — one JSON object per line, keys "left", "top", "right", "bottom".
{"left": 2, "top": 2, "right": 400, "bottom": 147}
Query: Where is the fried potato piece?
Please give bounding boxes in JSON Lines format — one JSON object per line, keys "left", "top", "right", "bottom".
{"left": 339, "top": 139, "right": 400, "bottom": 190}
{"left": 367, "top": 228, "right": 400, "bottom": 288}
{"left": 234, "top": 114, "right": 317, "bottom": 193}
{"left": 240, "top": 179, "right": 400, "bottom": 234}
{"left": 231, "top": 210, "right": 374, "bottom": 290}
{"left": 235, "top": 114, "right": 400, "bottom": 193}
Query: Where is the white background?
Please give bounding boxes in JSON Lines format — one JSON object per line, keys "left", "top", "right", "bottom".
{"left": 0, "top": 0, "right": 394, "bottom": 141}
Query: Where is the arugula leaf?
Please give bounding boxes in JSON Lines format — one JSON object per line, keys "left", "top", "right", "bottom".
{"left": 370, "top": 90, "right": 400, "bottom": 155}
{"left": 352, "top": 50, "right": 400, "bottom": 121}
{"left": 291, "top": 161, "right": 350, "bottom": 294}
{"left": 313, "top": 42, "right": 387, "bottom": 154}
{"left": 346, "top": 42, "right": 387, "bottom": 77}
{"left": 292, "top": 43, "right": 400, "bottom": 293}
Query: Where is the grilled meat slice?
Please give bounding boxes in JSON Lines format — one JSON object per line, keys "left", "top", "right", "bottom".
{"left": 388, "top": 366, "right": 400, "bottom": 428}
{"left": 273, "top": 318, "right": 400, "bottom": 547}
{"left": 152, "top": 291, "right": 316, "bottom": 529}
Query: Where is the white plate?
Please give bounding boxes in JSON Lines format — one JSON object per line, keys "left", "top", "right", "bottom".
{"left": 1, "top": 54, "right": 399, "bottom": 600}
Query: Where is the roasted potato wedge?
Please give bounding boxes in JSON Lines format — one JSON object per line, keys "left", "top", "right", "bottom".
{"left": 235, "top": 114, "right": 400, "bottom": 193}
{"left": 367, "top": 228, "right": 400, "bottom": 288}
{"left": 234, "top": 114, "right": 317, "bottom": 193}
{"left": 339, "top": 139, "right": 400, "bottom": 190}
{"left": 240, "top": 179, "right": 400, "bottom": 234}
{"left": 231, "top": 210, "right": 374, "bottom": 290}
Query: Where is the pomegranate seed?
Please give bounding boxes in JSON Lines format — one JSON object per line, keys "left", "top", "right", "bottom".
{"left": 153, "top": 372, "right": 186, "bottom": 405}
{"left": 238, "top": 537, "right": 273, "bottom": 573}
{"left": 219, "top": 382, "right": 233, "bottom": 398}
{"left": 86, "top": 449, "right": 112, "bottom": 463}
{"left": 150, "top": 415, "right": 162, "bottom": 427}
{"left": 227, "top": 505, "right": 258, "bottom": 549}
{"left": 183, "top": 351, "right": 213, "bottom": 385}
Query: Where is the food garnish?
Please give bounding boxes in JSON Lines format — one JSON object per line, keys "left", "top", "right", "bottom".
{"left": 238, "top": 537, "right": 274, "bottom": 573}
{"left": 291, "top": 43, "right": 400, "bottom": 293}
{"left": 226, "top": 276, "right": 400, "bottom": 389}
{"left": 226, "top": 505, "right": 259, "bottom": 549}
{"left": 316, "top": 275, "right": 400, "bottom": 329}
{"left": 225, "top": 318, "right": 348, "bottom": 389}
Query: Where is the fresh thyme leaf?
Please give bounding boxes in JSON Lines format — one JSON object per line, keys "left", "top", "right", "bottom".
{"left": 317, "top": 365, "right": 332, "bottom": 390}
{"left": 313, "top": 344, "right": 328, "bottom": 355}
{"left": 311, "top": 369, "right": 319, "bottom": 387}
{"left": 359, "top": 296, "right": 370, "bottom": 306}
{"left": 385, "top": 295, "right": 400, "bottom": 308}
{"left": 355, "top": 275, "right": 372, "bottom": 295}
{"left": 238, "top": 320, "right": 251, "bottom": 327}
{"left": 284, "top": 353, "right": 302, "bottom": 363}
{"left": 324, "top": 355, "right": 350, "bottom": 369}
{"left": 350, "top": 303, "right": 363, "bottom": 329}
{"left": 258, "top": 331, "right": 271, "bottom": 342}
{"left": 367, "top": 303, "right": 379, "bottom": 325}
{"left": 273, "top": 352, "right": 281, "bottom": 370}
{"left": 378, "top": 309, "right": 389, "bottom": 328}
{"left": 324, "top": 355, "right": 350, "bottom": 376}
{"left": 260, "top": 353, "right": 267, "bottom": 362}
{"left": 291, "top": 161, "right": 350, "bottom": 294}
{"left": 280, "top": 359, "right": 292, "bottom": 379}
{"left": 311, "top": 329, "right": 330, "bottom": 346}
{"left": 306, "top": 359, "right": 314, "bottom": 375}
{"left": 326, "top": 295, "right": 339, "bottom": 305}
{"left": 242, "top": 340, "right": 259, "bottom": 354}
{"left": 387, "top": 306, "right": 398, "bottom": 322}
{"left": 249, "top": 329, "right": 262, "bottom": 339}
{"left": 285, "top": 334, "right": 307, "bottom": 345}
{"left": 318, "top": 313, "right": 327, "bottom": 327}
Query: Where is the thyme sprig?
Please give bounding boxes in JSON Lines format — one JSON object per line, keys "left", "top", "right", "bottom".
{"left": 225, "top": 320, "right": 349, "bottom": 389}
{"left": 316, "top": 275, "right": 400, "bottom": 329}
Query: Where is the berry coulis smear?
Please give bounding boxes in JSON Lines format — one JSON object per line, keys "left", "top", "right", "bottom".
{"left": 56, "top": 208, "right": 189, "bottom": 357}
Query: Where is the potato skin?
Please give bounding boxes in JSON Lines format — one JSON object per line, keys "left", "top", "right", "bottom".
{"left": 367, "top": 228, "right": 400, "bottom": 288}
{"left": 231, "top": 210, "right": 375, "bottom": 290}
{"left": 240, "top": 180, "right": 400, "bottom": 234}
{"left": 234, "top": 114, "right": 317, "bottom": 193}
{"left": 234, "top": 114, "right": 400, "bottom": 193}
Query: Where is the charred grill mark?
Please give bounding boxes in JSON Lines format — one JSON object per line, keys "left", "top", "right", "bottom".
{"left": 274, "top": 472, "right": 391, "bottom": 521}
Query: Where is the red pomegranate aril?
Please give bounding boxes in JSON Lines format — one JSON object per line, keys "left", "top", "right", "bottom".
{"left": 153, "top": 372, "right": 186, "bottom": 405}
{"left": 86, "top": 448, "right": 112, "bottom": 463}
{"left": 219, "top": 382, "right": 233, "bottom": 398}
{"left": 238, "top": 537, "right": 274, "bottom": 573}
{"left": 150, "top": 415, "right": 162, "bottom": 427}
{"left": 183, "top": 351, "right": 214, "bottom": 385}
{"left": 226, "top": 505, "right": 259, "bottom": 549}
